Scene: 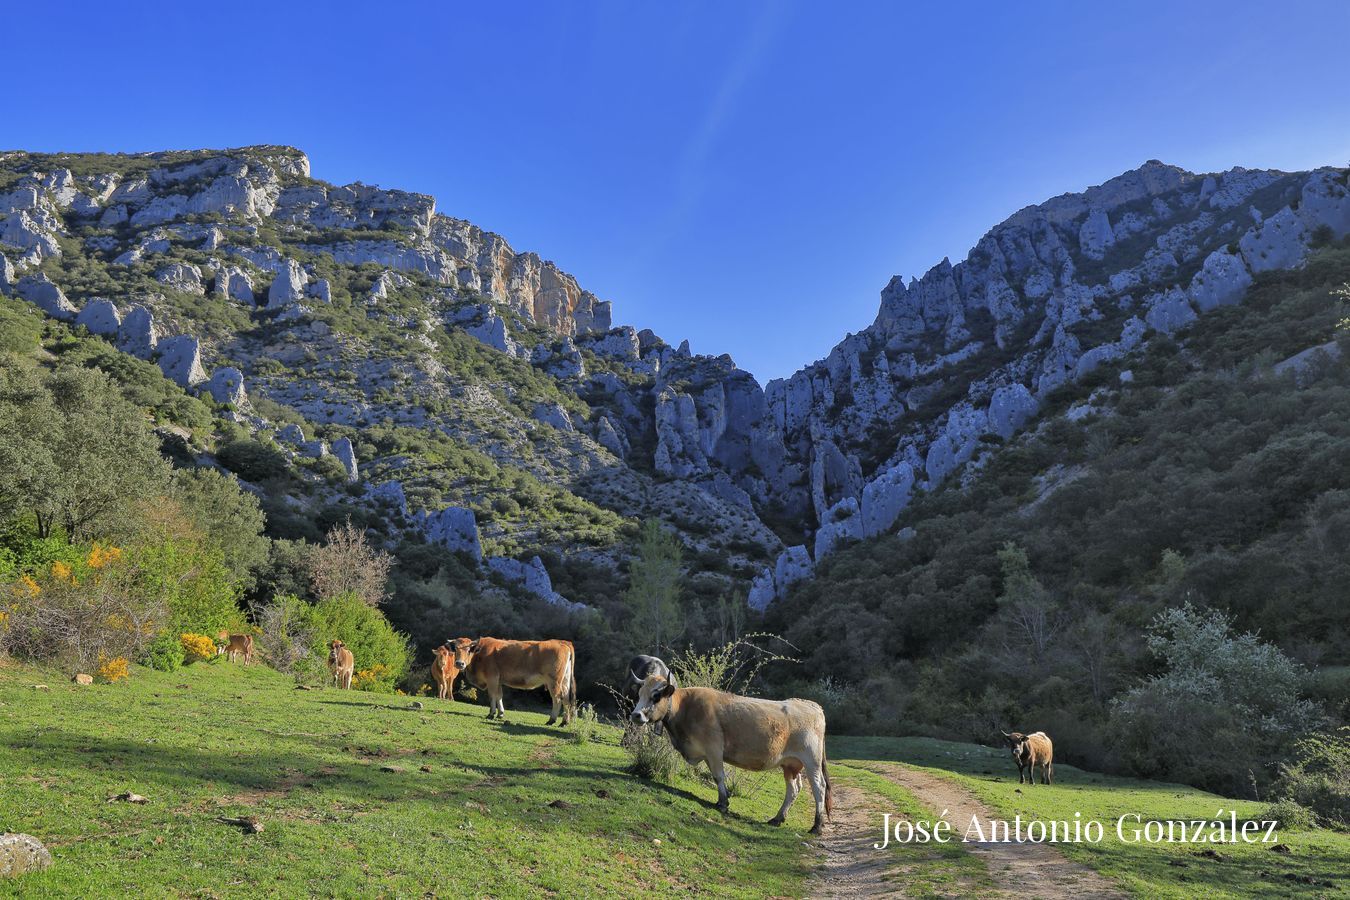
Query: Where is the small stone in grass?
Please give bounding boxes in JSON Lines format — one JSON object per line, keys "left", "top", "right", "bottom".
{"left": 547, "top": 799, "right": 572, "bottom": 809}
{"left": 652, "top": 838, "right": 662, "bottom": 847}
{"left": 410, "top": 701, "right": 424, "bottom": 710}
{"left": 379, "top": 764, "right": 405, "bottom": 773}
{"left": 0, "top": 833, "right": 52, "bottom": 877}
{"left": 73, "top": 674, "right": 93, "bottom": 686}
{"left": 108, "top": 792, "right": 148, "bottom": 804}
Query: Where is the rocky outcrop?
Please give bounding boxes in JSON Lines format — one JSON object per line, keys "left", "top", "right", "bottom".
{"left": 814, "top": 496, "right": 863, "bottom": 560}
{"left": 747, "top": 545, "right": 813, "bottom": 611}
{"left": 486, "top": 556, "right": 584, "bottom": 610}
{"left": 464, "top": 311, "right": 519, "bottom": 356}
{"left": 157, "top": 335, "right": 208, "bottom": 388}
{"left": 116, "top": 306, "right": 158, "bottom": 359}
{"left": 421, "top": 506, "right": 482, "bottom": 563}
{"left": 267, "top": 259, "right": 308, "bottom": 309}
{"left": 155, "top": 262, "right": 205, "bottom": 294}
{"left": 16, "top": 274, "right": 76, "bottom": 320}
{"left": 204, "top": 367, "right": 247, "bottom": 407}
{"left": 332, "top": 437, "right": 359, "bottom": 482}
{"left": 531, "top": 402, "right": 574, "bottom": 432}
{"left": 860, "top": 462, "right": 915, "bottom": 537}
{"left": 74, "top": 298, "right": 121, "bottom": 336}
{"left": 214, "top": 265, "right": 254, "bottom": 303}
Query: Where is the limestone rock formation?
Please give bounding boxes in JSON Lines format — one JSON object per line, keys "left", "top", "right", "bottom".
{"left": 74, "top": 298, "right": 121, "bottom": 336}
{"left": 16, "top": 274, "right": 76, "bottom": 320}
{"left": 157, "top": 335, "right": 208, "bottom": 388}
{"left": 332, "top": 437, "right": 359, "bottom": 482}
{"left": 422, "top": 506, "right": 482, "bottom": 563}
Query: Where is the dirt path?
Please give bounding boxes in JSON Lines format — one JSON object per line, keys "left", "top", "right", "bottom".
{"left": 807, "top": 782, "right": 906, "bottom": 898}
{"left": 862, "top": 762, "right": 1127, "bottom": 899}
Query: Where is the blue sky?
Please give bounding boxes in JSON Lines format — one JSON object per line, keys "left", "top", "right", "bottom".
{"left": 7, "top": 1, "right": 1350, "bottom": 381}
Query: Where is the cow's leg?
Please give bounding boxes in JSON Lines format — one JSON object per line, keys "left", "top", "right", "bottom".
{"left": 806, "top": 763, "right": 827, "bottom": 834}
{"left": 1046, "top": 761, "right": 1053, "bottom": 785}
{"left": 545, "top": 687, "right": 560, "bottom": 726}
{"left": 707, "top": 751, "right": 730, "bottom": 814}
{"left": 769, "top": 763, "right": 803, "bottom": 826}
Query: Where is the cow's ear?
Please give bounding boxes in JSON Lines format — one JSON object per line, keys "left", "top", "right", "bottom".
{"left": 658, "top": 680, "right": 676, "bottom": 701}
{"left": 468, "top": 639, "right": 480, "bottom": 653}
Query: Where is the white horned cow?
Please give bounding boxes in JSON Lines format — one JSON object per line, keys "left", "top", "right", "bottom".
{"left": 631, "top": 675, "right": 833, "bottom": 833}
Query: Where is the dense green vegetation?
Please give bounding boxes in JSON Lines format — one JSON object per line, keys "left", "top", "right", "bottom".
{"left": 768, "top": 246, "right": 1350, "bottom": 799}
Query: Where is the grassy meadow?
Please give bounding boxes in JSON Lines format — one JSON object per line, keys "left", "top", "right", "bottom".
{"left": 832, "top": 736, "right": 1350, "bottom": 899}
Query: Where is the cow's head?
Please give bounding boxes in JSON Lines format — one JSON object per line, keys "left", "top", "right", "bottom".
{"left": 630, "top": 675, "right": 676, "bottom": 724}
{"left": 1002, "top": 730, "right": 1027, "bottom": 749}
{"left": 329, "top": 639, "right": 345, "bottom": 661}
{"left": 448, "top": 637, "right": 477, "bottom": 671}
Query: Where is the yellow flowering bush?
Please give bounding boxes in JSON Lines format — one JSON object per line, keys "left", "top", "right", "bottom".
{"left": 50, "top": 561, "right": 75, "bottom": 584}
{"left": 87, "top": 543, "right": 123, "bottom": 569}
{"left": 179, "top": 632, "right": 218, "bottom": 663}
{"left": 97, "top": 653, "right": 130, "bottom": 683}
{"left": 351, "top": 663, "right": 392, "bottom": 691}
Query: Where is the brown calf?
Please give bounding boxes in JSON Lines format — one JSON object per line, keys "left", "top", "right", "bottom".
{"left": 1002, "top": 730, "right": 1054, "bottom": 784}
{"left": 329, "top": 639, "right": 355, "bottom": 690}
{"left": 431, "top": 644, "right": 461, "bottom": 701}
{"left": 217, "top": 632, "right": 254, "bottom": 664}
{"left": 451, "top": 636, "right": 576, "bottom": 725}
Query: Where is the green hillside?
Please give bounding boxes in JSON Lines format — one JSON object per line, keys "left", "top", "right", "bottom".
{"left": 767, "top": 244, "right": 1350, "bottom": 791}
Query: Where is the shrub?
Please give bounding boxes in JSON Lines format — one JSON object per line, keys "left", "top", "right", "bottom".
{"left": 305, "top": 592, "right": 411, "bottom": 692}
{"left": 1111, "top": 605, "right": 1325, "bottom": 796}
{"left": 622, "top": 723, "right": 680, "bottom": 783}
{"left": 254, "top": 593, "right": 318, "bottom": 680}
{"left": 1261, "top": 797, "right": 1316, "bottom": 831}
{"left": 1272, "top": 728, "right": 1350, "bottom": 828}
{"left": 142, "top": 631, "right": 183, "bottom": 672}
{"left": 179, "top": 632, "right": 218, "bottom": 664}
{"left": 97, "top": 653, "right": 129, "bottom": 683}
{"left": 2, "top": 550, "right": 165, "bottom": 670}
{"left": 670, "top": 633, "right": 798, "bottom": 695}
{"left": 572, "top": 703, "right": 599, "bottom": 745}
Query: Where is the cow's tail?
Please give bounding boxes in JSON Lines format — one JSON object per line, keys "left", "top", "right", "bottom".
{"left": 566, "top": 644, "right": 578, "bottom": 708}
{"left": 823, "top": 752, "right": 833, "bottom": 820}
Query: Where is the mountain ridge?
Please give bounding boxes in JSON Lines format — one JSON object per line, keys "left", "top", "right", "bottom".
{"left": 2, "top": 145, "right": 1347, "bottom": 619}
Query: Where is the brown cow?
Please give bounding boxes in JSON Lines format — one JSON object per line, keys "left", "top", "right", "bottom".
{"left": 631, "top": 676, "right": 833, "bottom": 834}
{"left": 431, "top": 644, "right": 461, "bottom": 701}
{"left": 217, "top": 632, "right": 254, "bottom": 664}
{"left": 1002, "top": 730, "right": 1054, "bottom": 784}
{"left": 451, "top": 636, "right": 576, "bottom": 725}
{"left": 329, "top": 639, "right": 355, "bottom": 690}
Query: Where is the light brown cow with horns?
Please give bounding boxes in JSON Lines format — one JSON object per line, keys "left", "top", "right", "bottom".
{"left": 631, "top": 675, "right": 833, "bottom": 834}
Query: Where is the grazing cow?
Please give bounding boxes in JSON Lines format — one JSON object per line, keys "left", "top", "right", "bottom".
{"left": 627, "top": 654, "right": 677, "bottom": 734}
{"left": 329, "top": 639, "right": 355, "bottom": 690}
{"left": 631, "top": 676, "right": 833, "bottom": 834}
{"left": 1002, "top": 730, "right": 1054, "bottom": 785}
{"left": 217, "top": 632, "right": 254, "bottom": 664}
{"left": 431, "top": 644, "right": 460, "bottom": 701}
{"left": 451, "top": 636, "right": 576, "bottom": 725}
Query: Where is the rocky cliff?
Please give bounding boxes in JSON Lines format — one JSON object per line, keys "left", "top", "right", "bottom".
{"left": 2, "top": 147, "right": 1347, "bottom": 610}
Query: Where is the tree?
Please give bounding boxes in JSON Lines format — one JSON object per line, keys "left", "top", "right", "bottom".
{"left": 993, "top": 542, "right": 1062, "bottom": 663}
{"left": 1111, "top": 604, "right": 1325, "bottom": 795}
{"left": 622, "top": 520, "right": 685, "bottom": 651}
{"left": 0, "top": 360, "right": 169, "bottom": 540}
{"left": 307, "top": 520, "right": 393, "bottom": 607}
{"left": 170, "top": 467, "right": 269, "bottom": 588}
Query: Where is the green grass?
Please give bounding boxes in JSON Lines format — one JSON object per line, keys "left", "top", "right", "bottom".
{"left": 0, "top": 660, "right": 813, "bottom": 898}
{"left": 832, "top": 736, "right": 1350, "bottom": 899}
